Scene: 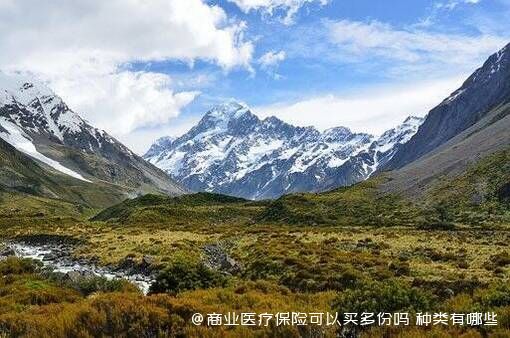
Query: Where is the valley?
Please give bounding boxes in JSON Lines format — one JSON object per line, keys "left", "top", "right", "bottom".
{"left": 0, "top": 185, "right": 509, "bottom": 337}
{"left": 1, "top": 148, "right": 510, "bottom": 336}
{"left": 0, "top": 17, "right": 509, "bottom": 338}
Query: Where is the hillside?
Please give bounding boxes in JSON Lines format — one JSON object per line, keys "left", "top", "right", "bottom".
{"left": 0, "top": 137, "right": 132, "bottom": 210}
{"left": 0, "top": 72, "right": 187, "bottom": 208}
{"left": 382, "top": 99, "right": 510, "bottom": 201}
{"left": 91, "top": 192, "right": 265, "bottom": 225}
{"left": 385, "top": 42, "right": 510, "bottom": 170}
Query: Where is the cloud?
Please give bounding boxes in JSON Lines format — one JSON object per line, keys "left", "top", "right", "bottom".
{"left": 257, "top": 50, "right": 286, "bottom": 78}
{"left": 435, "top": 0, "right": 481, "bottom": 11}
{"left": 119, "top": 116, "right": 202, "bottom": 155}
{"left": 323, "top": 19, "right": 508, "bottom": 76}
{"left": 51, "top": 71, "right": 199, "bottom": 136}
{"left": 259, "top": 51, "right": 287, "bottom": 68}
{"left": 0, "top": 0, "right": 253, "bottom": 72}
{"left": 229, "top": 0, "right": 329, "bottom": 25}
{"left": 416, "top": 0, "right": 482, "bottom": 27}
{"left": 254, "top": 76, "right": 467, "bottom": 135}
{"left": 0, "top": 0, "right": 254, "bottom": 150}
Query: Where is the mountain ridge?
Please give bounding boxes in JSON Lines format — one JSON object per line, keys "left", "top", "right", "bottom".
{"left": 384, "top": 42, "right": 510, "bottom": 170}
{"left": 144, "top": 101, "right": 423, "bottom": 199}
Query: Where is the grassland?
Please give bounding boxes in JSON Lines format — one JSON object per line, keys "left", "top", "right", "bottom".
{"left": 0, "top": 151, "right": 509, "bottom": 337}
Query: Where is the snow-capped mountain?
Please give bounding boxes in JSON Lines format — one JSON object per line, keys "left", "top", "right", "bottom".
{"left": 0, "top": 72, "right": 186, "bottom": 201}
{"left": 144, "top": 101, "right": 423, "bottom": 199}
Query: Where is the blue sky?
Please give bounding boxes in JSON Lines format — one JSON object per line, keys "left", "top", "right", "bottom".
{"left": 1, "top": 0, "right": 509, "bottom": 153}
{"left": 131, "top": 0, "right": 510, "bottom": 151}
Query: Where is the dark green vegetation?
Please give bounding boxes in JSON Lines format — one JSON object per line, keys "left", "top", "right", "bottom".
{"left": 0, "top": 149, "right": 509, "bottom": 337}
{"left": 258, "top": 177, "right": 420, "bottom": 227}
{"left": 91, "top": 192, "right": 258, "bottom": 225}
{"left": 428, "top": 149, "right": 510, "bottom": 225}
{"left": 150, "top": 261, "right": 228, "bottom": 294}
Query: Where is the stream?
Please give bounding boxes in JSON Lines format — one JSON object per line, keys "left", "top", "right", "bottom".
{"left": 3, "top": 240, "right": 155, "bottom": 295}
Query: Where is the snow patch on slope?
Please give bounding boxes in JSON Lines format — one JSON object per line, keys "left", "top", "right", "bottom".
{"left": 0, "top": 118, "right": 91, "bottom": 182}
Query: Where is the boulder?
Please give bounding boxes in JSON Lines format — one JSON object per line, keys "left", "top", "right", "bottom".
{"left": 203, "top": 244, "right": 242, "bottom": 275}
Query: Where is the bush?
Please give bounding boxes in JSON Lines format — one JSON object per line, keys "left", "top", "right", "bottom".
{"left": 418, "top": 202, "right": 456, "bottom": 230}
{"left": 0, "top": 257, "right": 41, "bottom": 275}
{"left": 45, "top": 272, "right": 140, "bottom": 296}
{"left": 73, "top": 276, "right": 138, "bottom": 295}
{"left": 149, "top": 261, "right": 227, "bottom": 294}
{"left": 333, "top": 280, "right": 434, "bottom": 315}
{"left": 475, "top": 283, "right": 510, "bottom": 308}
{"left": 486, "top": 252, "right": 510, "bottom": 270}
{"left": 323, "top": 266, "right": 365, "bottom": 291}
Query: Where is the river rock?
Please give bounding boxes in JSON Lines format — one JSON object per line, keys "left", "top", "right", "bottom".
{"left": 65, "top": 271, "right": 83, "bottom": 283}
{"left": 139, "top": 255, "right": 155, "bottom": 274}
{"left": 116, "top": 255, "right": 137, "bottom": 273}
{"left": 142, "top": 255, "right": 155, "bottom": 266}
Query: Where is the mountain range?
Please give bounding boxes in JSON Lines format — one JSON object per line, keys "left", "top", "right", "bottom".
{"left": 1, "top": 41, "right": 509, "bottom": 207}
{"left": 144, "top": 102, "right": 423, "bottom": 199}
{"left": 145, "top": 42, "right": 510, "bottom": 201}
{"left": 0, "top": 73, "right": 186, "bottom": 207}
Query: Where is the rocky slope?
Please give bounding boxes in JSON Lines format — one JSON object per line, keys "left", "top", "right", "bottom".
{"left": 144, "top": 102, "right": 422, "bottom": 199}
{"left": 0, "top": 72, "right": 186, "bottom": 205}
{"left": 379, "top": 43, "right": 510, "bottom": 201}
{"left": 384, "top": 42, "right": 510, "bottom": 170}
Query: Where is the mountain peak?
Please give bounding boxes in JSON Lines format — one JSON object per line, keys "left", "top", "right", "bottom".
{"left": 0, "top": 73, "right": 186, "bottom": 197}
{"left": 145, "top": 102, "right": 423, "bottom": 199}
{"left": 206, "top": 101, "right": 250, "bottom": 121}
{"left": 0, "top": 72, "right": 54, "bottom": 106}
{"left": 321, "top": 126, "right": 357, "bottom": 143}
{"left": 0, "top": 72, "right": 87, "bottom": 142}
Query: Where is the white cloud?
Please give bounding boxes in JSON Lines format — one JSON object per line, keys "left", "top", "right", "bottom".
{"left": 229, "top": 0, "right": 329, "bottom": 25}
{"left": 0, "top": 0, "right": 253, "bottom": 73}
{"left": 0, "top": 0, "right": 254, "bottom": 150}
{"left": 258, "top": 50, "right": 286, "bottom": 79}
{"left": 254, "top": 76, "right": 466, "bottom": 135}
{"left": 258, "top": 51, "right": 287, "bottom": 68}
{"left": 435, "top": 0, "right": 481, "bottom": 11}
{"left": 51, "top": 71, "right": 199, "bottom": 136}
{"left": 327, "top": 19, "right": 506, "bottom": 64}
{"left": 322, "top": 19, "right": 508, "bottom": 78}
{"left": 119, "top": 116, "right": 201, "bottom": 155}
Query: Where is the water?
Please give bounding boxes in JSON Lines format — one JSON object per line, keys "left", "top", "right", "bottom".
{"left": 6, "top": 242, "right": 154, "bottom": 294}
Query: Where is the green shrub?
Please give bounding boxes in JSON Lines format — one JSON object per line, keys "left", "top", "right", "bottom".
{"left": 0, "top": 257, "right": 41, "bottom": 275}
{"left": 42, "top": 271, "right": 139, "bottom": 296}
{"left": 333, "top": 280, "right": 434, "bottom": 314}
{"left": 149, "top": 261, "right": 227, "bottom": 294}
{"left": 418, "top": 202, "right": 456, "bottom": 230}
{"left": 475, "top": 283, "right": 510, "bottom": 308}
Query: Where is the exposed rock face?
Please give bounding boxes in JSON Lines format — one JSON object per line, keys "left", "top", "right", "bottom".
{"left": 145, "top": 102, "right": 423, "bottom": 199}
{"left": 384, "top": 42, "right": 510, "bottom": 170}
